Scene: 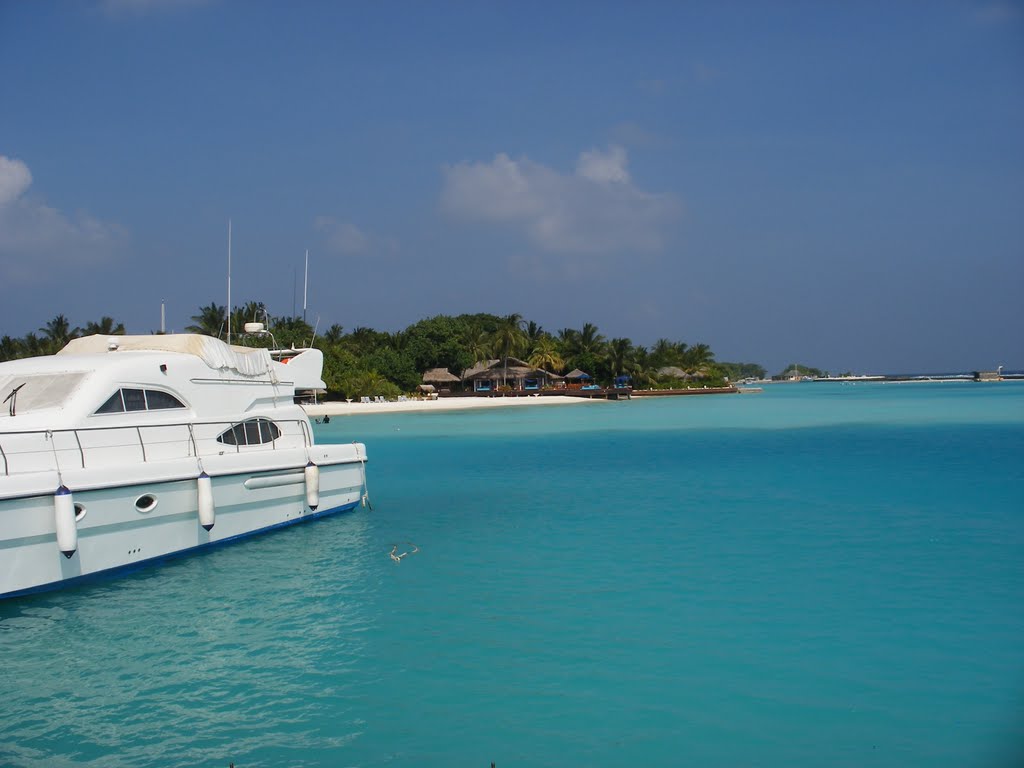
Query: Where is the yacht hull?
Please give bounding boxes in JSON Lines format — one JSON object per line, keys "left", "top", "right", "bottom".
{"left": 0, "top": 452, "right": 366, "bottom": 599}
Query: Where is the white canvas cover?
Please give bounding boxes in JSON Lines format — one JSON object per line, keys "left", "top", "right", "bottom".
{"left": 58, "top": 335, "right": 273, "bottom": 377}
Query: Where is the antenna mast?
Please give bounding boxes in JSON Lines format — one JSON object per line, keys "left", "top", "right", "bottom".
{"left": 226, "top": 219, "right": 232, "bottom": 344}
{"left": 303, "top": 249, "right": 309, "bottom": 324}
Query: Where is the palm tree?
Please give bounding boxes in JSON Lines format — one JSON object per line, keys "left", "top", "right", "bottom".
{"left": 21, "top": 332, "right": 45, "bottom": 358}
{"left": 82, "top": 317, "right": 125, "bottom": 336}
{"left": 683, "top": 343, "right": 715, "bottom": 378}
{"left": 577, "top": 322, "right": 606, "bottom": 356}
{"left": 491, "top": 314, "right": 526, "bottom": 387}
{"left": 464, "top": 326, "right": 492, "bottom": 373}
{"left": 270, "top": 316, "right": 315, "bottom": 348}
{"left": 187, "top": 303, "right": 226, "bottom": 337}
{"left": 625, "top": 348, "right": 657, "bottom": 389}
{"left": 389, "top": 330, "right": 409, "bottom": 353}
{"left": 347, "top": 326, "right": 385, "bottom": 356}
{"left": 650, "top": 338, "right": 685, "bottom": 368}
{"left": 40, "top": 315, "right": 79, "bottom": 352}
{"left": 559, "top": 323, "right": 606, "bottom": 378}
{"left": 322, "top": 324, "right": 345, "bottom": 345}
{"left": 528, "top": 336, "right": 564, "bottom": 373}
{"left": 555, "top": 328, "right": 577, "bottom": 361}
{"left": 524, "top": 320, "right": 545, "bottom": 350}
{"left": 0, "top": 335, "right": 22, "bottom": 362}
{"left": 605, "top": 337, "right": 634, "bottom": 378}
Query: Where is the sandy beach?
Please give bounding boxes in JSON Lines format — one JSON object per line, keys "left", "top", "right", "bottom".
{"left": 303, "top": 395, "right": 602, "bottom": 417}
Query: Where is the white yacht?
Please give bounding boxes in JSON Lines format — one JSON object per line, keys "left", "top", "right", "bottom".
{"left": 0, "top": 333, "right": 367, "bottom": 599}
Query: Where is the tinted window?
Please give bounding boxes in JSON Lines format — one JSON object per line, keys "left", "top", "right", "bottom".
{"left": 123, "top": 389, "right": 146, "bottom": 411}
{"left": 95, "top": 387, "right": 187, "bottom": 415}
{"left": 217, "top": 424, "right": 246, "bottom": 446}
{"left": 217, "top": 419, "right": 280, "bottom": 446}
{"left": 96, "top": 391, "right": 124, "bottom": 414}
{"left": 145, "top": 390, "right": 185, "bottom": 410}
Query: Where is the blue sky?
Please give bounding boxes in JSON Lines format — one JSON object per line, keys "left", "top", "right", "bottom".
{"left": 1, "top": 0, "right": 1021, "bottom": 374}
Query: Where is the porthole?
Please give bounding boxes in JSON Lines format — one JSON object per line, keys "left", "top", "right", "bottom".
{"left": 217, "top": 418, "right": 281, "bottom": 446}
{"left": 135, "top": 494, "right": 158, "bottom": 513}
{"left": 74, "top": 503, "right": 87, "bottom": 522}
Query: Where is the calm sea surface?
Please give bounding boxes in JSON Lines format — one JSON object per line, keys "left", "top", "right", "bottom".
{"left": 2, "top": 382, "right": 1022, "bottom": 767}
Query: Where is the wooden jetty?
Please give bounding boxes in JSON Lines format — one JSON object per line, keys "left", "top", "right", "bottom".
{"left": 438, "top": 386, "right": 739, "bottom": 401}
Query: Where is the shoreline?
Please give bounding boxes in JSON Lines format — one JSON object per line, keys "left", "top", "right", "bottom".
{"left": 303, "top": 395, "right": 605, "bottom": 417}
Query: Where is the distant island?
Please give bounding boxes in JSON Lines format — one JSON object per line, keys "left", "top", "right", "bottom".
{"left": 1, "top": 305, "right": 768, "bottom": 400}
{"left": 773, "top": 363, "right": 833, "bottom": 380}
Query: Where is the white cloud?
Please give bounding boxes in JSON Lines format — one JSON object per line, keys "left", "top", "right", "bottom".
{"left": 576, "top": 145, "right": 630, "bottom": 183}
{"left": 314, "top": 216, "right": 398, "bottom": 257}
{"left": 0, "top": 156, "right": 31, "bottom": 206}
{"left": 0, "top": 154, "right": 127, "bottom": 282}
{"left": 441, "top": 146, "right": 680, "bottom": 255}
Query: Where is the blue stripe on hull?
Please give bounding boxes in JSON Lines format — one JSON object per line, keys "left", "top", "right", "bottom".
{"left": 1, "top": 499, "right": 362, "bottom": 600}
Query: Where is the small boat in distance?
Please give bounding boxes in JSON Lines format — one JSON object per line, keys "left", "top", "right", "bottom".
{"left": 0, "top": 333, "right": 367, "bottom": 599}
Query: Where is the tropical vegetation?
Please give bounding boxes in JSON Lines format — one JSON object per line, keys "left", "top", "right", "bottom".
{"left": 1, "top": 306, "right": 768, "bottom": 399}
{"left": 772, "top": 363, "right": 825, "bottom": 380}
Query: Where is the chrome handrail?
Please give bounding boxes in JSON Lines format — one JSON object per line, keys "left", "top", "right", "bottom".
{"left": 0, "top": 417, "right": 314, "bottom": 477}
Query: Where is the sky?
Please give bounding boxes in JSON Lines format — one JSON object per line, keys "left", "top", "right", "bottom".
{"left": 1, "top": 0, "right": 1022, "bottom": 375}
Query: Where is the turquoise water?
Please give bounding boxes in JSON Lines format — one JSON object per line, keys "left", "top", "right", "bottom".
{"left": 2, "top": 382, "right": 1022, "bottom": 767}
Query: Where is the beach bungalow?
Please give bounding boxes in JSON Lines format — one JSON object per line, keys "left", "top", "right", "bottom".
{"left": 564, "top": 368, "right": 593, "bottom": 390}
{"left": 463, "top": 358, "right": 563, "bottom": 393}
{"left": 422, "top": 367, "right": 462, "bottom": 392}
{"left": 657, "top": 366, "right": 692, "bottom": 381}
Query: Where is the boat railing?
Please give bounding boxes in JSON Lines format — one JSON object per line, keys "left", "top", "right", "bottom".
{"left": 0, "top": 418, "right": 314, "bottom": 477}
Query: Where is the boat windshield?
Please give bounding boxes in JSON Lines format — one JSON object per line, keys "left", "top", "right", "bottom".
{"left": 1, "top": 373, "right": 88, "bottom": 417}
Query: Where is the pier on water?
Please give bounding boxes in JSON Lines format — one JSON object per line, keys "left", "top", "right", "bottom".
{"left": 438, "top": 385, "right": 739, "bottom": 402}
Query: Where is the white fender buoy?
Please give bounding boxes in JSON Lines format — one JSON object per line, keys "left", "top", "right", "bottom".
{"left": 54, "top": 484, "right": 77, "bottom": 559}
{"left": 197, "top": 472, "right": 215, "bottom": 531}
{"left": 304, "top": 461, "right": 320, "bottom": 510}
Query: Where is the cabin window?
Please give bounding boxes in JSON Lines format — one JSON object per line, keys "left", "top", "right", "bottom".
{"left": 123, "top": 388, "right": 146, "bottom": 412}
{"left": 145, "top": 390, "right": 186, "bottom": 410}
{"left": 217, "top": 418, "right": 280, "bottom": 446}
{"left": 94, "top": 388, "right": 186, "bottom": 414}
{"left": 96, "top": 391, "right": 125, "bottom": 413}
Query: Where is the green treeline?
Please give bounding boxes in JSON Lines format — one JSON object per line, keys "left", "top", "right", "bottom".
{"left": 1, "top": 305, "right": 768, "bottom": 398}
{"left": 773, "top": 363, "right": 825, "bottom": 380}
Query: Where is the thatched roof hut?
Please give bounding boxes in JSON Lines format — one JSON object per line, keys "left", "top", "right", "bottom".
{"left": 565, "top": 368, "right": 592, "bottom": 380}
{"left": 464, "top": 362, "right": 535, "bottom": 382}
{"left": 462, "top": 358, "right": 563, "bottom": 390}
{"left": 657, "top": 366, "right": 691, "bottom": 380}
{"left": 422, "top": 367, "right": 461, "bottom": 385}
{"left": 462, "top": 359, "right": 500, "bottom": 378}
